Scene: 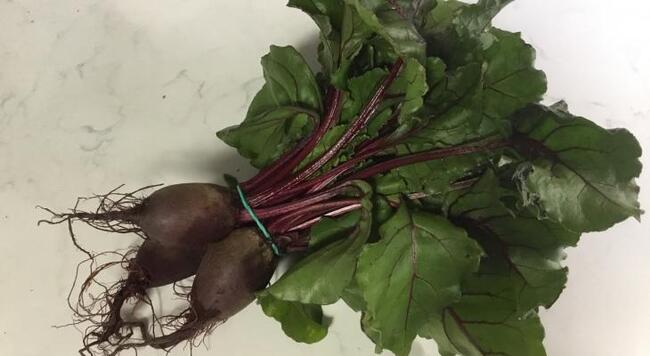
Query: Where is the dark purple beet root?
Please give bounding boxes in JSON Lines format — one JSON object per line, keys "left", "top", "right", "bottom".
{"left": 80, "top": 240, "right": 208, "bottom": 354}
{"left": 40, "top": 183, "right": 239, "bottom": 249}
{"left": 148, "top": 227, "right": 277, "bottom": 349}
{"left": 79, "top": 228, "right": 275, "bottom": 354}
{"left": 43, "top": 185, "right": 278, "bottom": 354}
{"left": 134, "top": 240, "right": 204, "bottom": 288}
{"left": 191, "top": 227, "right": 276, "bottom": 320}
{"left": 135, "top": 183, "right": 238, "bottom": 248}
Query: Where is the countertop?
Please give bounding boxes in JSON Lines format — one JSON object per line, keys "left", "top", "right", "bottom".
{"left": 1, "top": 1, "right": 648, "bottom": 355}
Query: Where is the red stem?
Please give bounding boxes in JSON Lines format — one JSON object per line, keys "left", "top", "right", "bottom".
{"left": 267, "top": 199, "right": 360, "bottom": 234}
{"left": 235, "top": 57, "right": 512, "bottom": 248}
{"left": 260, "top": 140, "right": 507, "bottom": 238}
{"left": 288, "top": 203, "right": 363, "bottom": 232}
{"left": 347, "top": 139, "right": 510, "bottom": 180}
{"left": 354, "top": 108, "right": 401, "bottom": 156}
{"left": 239, "top": 136, "right": 308, "bottom": 192}
{"left": 242, "top": 89, "right": 343, "bottom": 194}
{"left": 288, "top": 59, "right": 404, "bottom": 184}
{"left": 238, "top": 185, "right": 351, "bottom": 222}
{"left": 249, "top": 58, "right": 405, "bottom": 207}
{"left": 303, "top": 149, "right": 380, "bottom": 193}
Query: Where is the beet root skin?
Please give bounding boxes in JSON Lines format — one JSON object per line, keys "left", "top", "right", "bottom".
{"left": 135, "top": 183, "right": 239, "bottom": 249}
{"left": 77, "top": 240, "right": 210, "bottom": 355}
{"left": 40, "top": 183, "right": 240, "bottom": 250}
{"left": 134, "top": 240, "right": 204, "bottom": 288}
{"left": 191, "top": 227, "right": 276, "bottom": 319}
{"left": 148, "top": 228, "right": 277, "bottom": 350}
{"left": 43, "top": 184, "right": 280, "bottom": 355}
{"left": 75, "top": 227, "right": 277, "bottom": 354}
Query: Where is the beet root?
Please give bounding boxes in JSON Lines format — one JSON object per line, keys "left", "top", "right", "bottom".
{"left": 134, "top": 240, "right": 204, "bottom": 288}
{"left": 75, "top": 228, "right": 276, "bottom": 355}
{"left": 40, "top": 183, "right": 248, "bottom": 355}
{"left": 191, "top": 227, "right": 276, "bottom": 320}
{"left": 144, "top": 227, "right": 277, "bottom": 350}
{"left": 40, "top": 183, "right": 239, "bottom": 249}
{"left": 77, "top": 240, "right": 207, "bottom": 355}
{"left": 136, "top": 183, "right": 239, "bottom": 248}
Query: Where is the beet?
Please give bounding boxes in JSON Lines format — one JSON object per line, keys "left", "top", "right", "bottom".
{"left": 78, "top": 240, "right": 208, "bottom": 353}
{"left": 135, "top": 183, "right": 238, "bottom": 248}
{"left": 41, "top": 183, "right": 239, "bottom": 249}
{"left": 74, "top": 228, "right": 276, "bottom": 354}
{"left": 133, "top": 240, "right": 204, "bottom": 288}
{"left": 40, "top": 183, "right": 246, "bottom": 355}
{"left": 191, "top": 227, "right": 276, "bottom": 319}
{"left": 148, "top": 228, "right": 277, "bottom": 349}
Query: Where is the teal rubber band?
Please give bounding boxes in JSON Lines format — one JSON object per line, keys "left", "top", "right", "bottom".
{"left": 236, "top": 185, "right": 282, "bottom": 256}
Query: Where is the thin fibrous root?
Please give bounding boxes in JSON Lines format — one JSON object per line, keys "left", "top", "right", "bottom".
{"left": 172, "top": 280, "right": 193, "bottom": 300}
{"left": 148, "top": 309, "right": 225, "bottom": 351}
{"left": 37, "top": 185, "right": 163, "bottom": 245}
{"left": 67, "top": 249, "right": 154, "bottom": 356}
{"left": 69, "top": 248, "right": 215, "bottom": 356}
{"left": 81, "top": 303, "right": 223, "bottom": 356}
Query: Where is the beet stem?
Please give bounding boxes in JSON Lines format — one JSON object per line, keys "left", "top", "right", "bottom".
{"left": 242, "top": 89, "right": 343, "bottom": 195}
{"left": 347, "top": 139, "right": 510, "bottom": 180}
{"left": 241, "top": 61, "right": 511, "bottom": 238}
{"left": 251, "top": 140, "right": 507, "bottom": 236}
{"left": 302, "top": 147, "right": 384, "bottom": 193}
{"left": 287, "top": 203, "right": 363, "bottom": 232}
{"left": 240, "top": 135, "right": 310, "bottom": 192}
{"left": 267, "top": 199, "right": 361, "bottom": 234}
{"left": 238, "top": 184, "right": 351, "bottom": 222}
{"left": 249, "top": 59, "right": 404, "bottom": 207}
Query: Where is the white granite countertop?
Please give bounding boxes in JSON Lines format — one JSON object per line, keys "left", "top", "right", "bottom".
{"left": 1, "top": 1, "right": 648, "bottom": 355}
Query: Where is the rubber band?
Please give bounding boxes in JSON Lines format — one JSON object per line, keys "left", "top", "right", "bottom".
{"left": 236, "top": 185, "right": 282, "bottom": 256}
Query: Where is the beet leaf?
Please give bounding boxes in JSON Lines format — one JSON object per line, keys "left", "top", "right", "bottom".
{"left": 213, "top": 1, "right": 643, "bottom": 355}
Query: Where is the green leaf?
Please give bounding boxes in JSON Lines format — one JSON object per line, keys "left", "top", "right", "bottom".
{"left": 332, "top": 58, "right": 427, "bottom": 162}
{"left": 446, "top": 170, "right": 580, "bottom": 313}
{"left": 421, "top": 0, "right": 464, "bottom": 34}
{"left": 456, "top": 0, "right": 514, "bottom": 35}
{"left": 299, "top": 124, "right": 348, "bottom": 171}
{"left": 342, "top": 67, "right": 388, "bottom": 123}
{"left": 423, "top": 28, "right": 546, "bottom": 137}
{"left": 388, "top": 57, "right": 428, "bottom": 124}
{"left": 420, "top": 238, "right": 550, "bottom": 356}
{"left": 218, "top": 107, "right": 315, "bottom": 168}
{"left": 258, "top": 293, "right": 328, "bottom": 344}
{"left": 343, "top": 58, "right": 426, "bottom": 125}
{"left": 423, "top": 0, "right": 511, "bottom": 38}
{"left": 260, "top": 46, "right": 323, "bottom": 112}
{"left": 482, "top": 29, "right": 547, "bottom": 120}
{"left": 409, "top": 106, "right": 499, "bottom": 150}
{"left": 344, "top": 0, "right": 427, "bottom": 62}
{"left": 422, "top": 4, "right": 545, "bottom": 134}
{"left": 356, "top": 205, "right": 482, "bottom": 356}
{"left": 425, "top": 56, "right": 447, "bottom": 89}
{"left": 341, "top": 57, "right": 428, "bottom": 148}
{"left": 421, "top": 1, "right": 483, "bottom": 68}
{"left": 413, "top": 27, "right": 545, "bottom": 151}
{"left": 266, "top": 182, "right": 373, "bottom": 304}
{"left": 512, "top": 104, "right": 643, "bottom": 232}
{"left": 425, "top": 62, "right": 483, "bottom": 115}
{"left": 217, "top": 46, "right": 323, "bottom": 167}
{"left": 340, "top": 276, "right": 366, "bottom": 312}
{"left": 373, "top": 151, "right": 494, "bottom": 196}
{"left": 289, "top": 1, "right": 372, "bottom": 86}
{"left": 422, "top": 276, "right": 548, "bottom": 356}
{"left": 446, "top": 170, "right": 580, "bottom": 248}
{"left": 374, "top": 60, "right": 505, "bottom": 197}
{"left": 308, "top": 210, "right": 361, "bottom": 249}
